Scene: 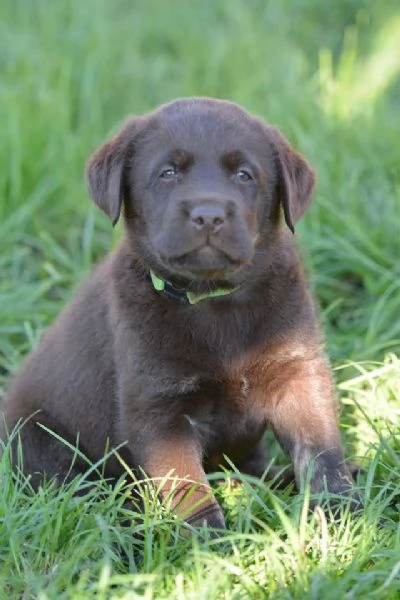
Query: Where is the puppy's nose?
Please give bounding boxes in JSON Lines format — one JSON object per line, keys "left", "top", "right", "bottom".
{"left": 190, "top": 204, "right": 226, "bottom": 233}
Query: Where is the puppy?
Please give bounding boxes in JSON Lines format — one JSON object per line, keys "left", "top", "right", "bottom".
{"left": 1, "top": 98, "right": 356, "bottom": 528}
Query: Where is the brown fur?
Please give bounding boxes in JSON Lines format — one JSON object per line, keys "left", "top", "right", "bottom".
{"left": 1, "top": 98, "right": 356, "bottom": 528}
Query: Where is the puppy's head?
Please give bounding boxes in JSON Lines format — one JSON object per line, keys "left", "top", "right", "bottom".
{"left": 87, "top": 98, "right": 315, "bottom": 284}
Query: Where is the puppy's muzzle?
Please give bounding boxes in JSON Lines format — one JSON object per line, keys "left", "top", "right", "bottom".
{"left": 153, "top": 192, "right": 254, "bottom": 277}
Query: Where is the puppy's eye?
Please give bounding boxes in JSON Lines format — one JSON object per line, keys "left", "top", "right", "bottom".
{"left": 160, "top": 167, "right": 177, "bottom": 179}
{"left": 235, "top": 169, "right": 253, "bottom": 182}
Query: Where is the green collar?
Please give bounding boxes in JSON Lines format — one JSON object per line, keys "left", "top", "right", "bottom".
{"left": 149, "top": 271, "right": 238, "bottom": 305}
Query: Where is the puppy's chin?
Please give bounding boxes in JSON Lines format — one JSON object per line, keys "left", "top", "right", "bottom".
{"left": 159, "top": 246, "right": 247, "bottom": 282}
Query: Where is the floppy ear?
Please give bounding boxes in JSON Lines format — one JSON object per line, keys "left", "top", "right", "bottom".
{"left": 86, "top": 120, "right": 137, "bottom": 226}
{"left": 268, "top": 126, "right": 316, "bottom": 233}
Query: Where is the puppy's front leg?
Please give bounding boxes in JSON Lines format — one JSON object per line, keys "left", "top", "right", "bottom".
{"left": 141, "top": 435, "right": 226, "bottom": 529}
{"left": 266, "top": 356, "right": 357, "bottom": 509}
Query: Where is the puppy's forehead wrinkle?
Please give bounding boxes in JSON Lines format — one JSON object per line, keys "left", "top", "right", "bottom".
{"left": 143, "top": 127, "right": 268, "bottom": 171}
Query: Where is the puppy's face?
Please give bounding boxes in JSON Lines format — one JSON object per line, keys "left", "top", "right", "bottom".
{"left": 87, "top": 98, "right": 315, "bottom": 284}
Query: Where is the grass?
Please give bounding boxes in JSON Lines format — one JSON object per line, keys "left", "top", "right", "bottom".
{"left": 0, "top": 0, "right": 399, "bottom": 597}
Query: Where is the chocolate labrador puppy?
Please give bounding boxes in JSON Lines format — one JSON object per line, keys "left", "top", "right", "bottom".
{"left": 1, "top": 98, "right": 356, "bottom": 529}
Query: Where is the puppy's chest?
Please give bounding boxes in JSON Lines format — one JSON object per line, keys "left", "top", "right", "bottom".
{"left": 180, "top": 370, "right": 264, "bottom": 452}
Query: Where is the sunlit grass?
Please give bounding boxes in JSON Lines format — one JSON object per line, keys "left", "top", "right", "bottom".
{"left": 1, "top": 411, "right": 398, "bottom": 598}
{"left": 319, "top": 17, "right": 400, "bottom": 118}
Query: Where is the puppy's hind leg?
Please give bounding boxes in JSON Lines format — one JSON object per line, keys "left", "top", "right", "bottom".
{"left": 4, "top": 415, "right": 91, "bottom": 490}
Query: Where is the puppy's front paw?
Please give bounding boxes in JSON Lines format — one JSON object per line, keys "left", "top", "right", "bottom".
{"left": 186, "top": 503, "right": 226, "bottom": 531}
{"left": 311, "top": 478, "right": 363, "bottom": 519}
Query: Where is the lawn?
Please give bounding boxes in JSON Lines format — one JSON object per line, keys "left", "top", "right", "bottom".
{"left": 0, "top": 0, "right": 399, "bottom": 598}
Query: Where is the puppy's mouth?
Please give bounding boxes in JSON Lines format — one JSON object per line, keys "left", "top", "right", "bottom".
{"left": 160, "top": 245, "right": 246, "bottom": 280}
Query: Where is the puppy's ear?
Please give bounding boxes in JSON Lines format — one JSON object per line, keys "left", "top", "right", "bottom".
{"left": 268, "top": 126, "right": 316, "bottom": 233}
{"left": 86, "top": 120, "right": 137, "bottom": 225}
